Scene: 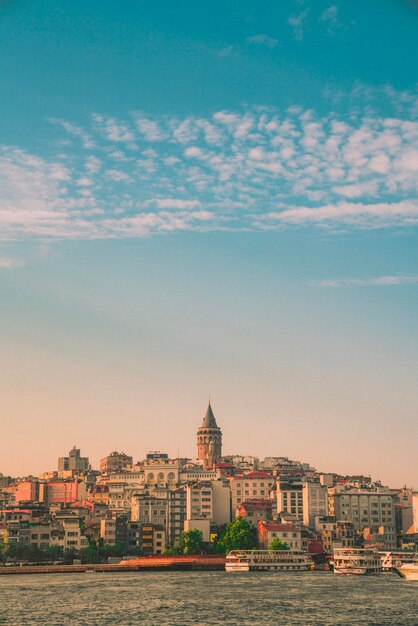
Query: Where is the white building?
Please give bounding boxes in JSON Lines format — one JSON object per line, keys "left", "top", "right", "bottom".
{"left": 186, "top": 479, "right": 231, "bottom": 526}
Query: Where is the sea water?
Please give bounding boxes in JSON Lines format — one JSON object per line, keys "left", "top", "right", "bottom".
{"left": 0, "top": 571, "right": 417, "bottom": 625}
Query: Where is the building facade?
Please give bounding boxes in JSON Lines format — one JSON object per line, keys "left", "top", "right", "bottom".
{"left": 100, "top": 452, "right": 133, "bottom": 474}
{"left": 58, "top": 446, "right": 89, "bottom": 472}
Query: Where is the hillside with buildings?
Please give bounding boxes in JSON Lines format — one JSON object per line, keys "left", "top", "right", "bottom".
{"left": 1, "top": 403, "right": 417, "bottom": 562}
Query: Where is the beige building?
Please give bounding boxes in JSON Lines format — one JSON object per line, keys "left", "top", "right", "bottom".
{"left": 257, "top": 521, "right": 302, "bottom": 550}
{"left": 100, "top": 451, "right": 133, "bottom": 474}
{"left": 131, "top": 494, "right": 168, "bottom": 528}
{"left": 333, "top": 488, "right": 396, "bottom": 547}
{"left": 302, "top": 481, "right": 328, "bottom": 528}
{"left": 184, "top": 518, "right": 211, "bottom": 542}
{"left": 231, "top": 472, "right": 275, "bottom": 511}
{"left": 412, "top": 492, "right": 418, "bottom": 533}
{"left": 315, "top": 516, "right": 337, "bottom": 553}
{"left": 60, "top": 518, "right": 89, "bottom": 550}
{"left": 186, "top": 482, "right": 213, "bottom": 521}
{"left": 29, "top": 525, "right": 51, "bottom": 549}
{"left": 186, "top": 480, "right": 231, "bottom": 526}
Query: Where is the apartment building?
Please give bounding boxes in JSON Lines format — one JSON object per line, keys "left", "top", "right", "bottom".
{"left": 231, "top": 472, "right": 275, "bottom": 510}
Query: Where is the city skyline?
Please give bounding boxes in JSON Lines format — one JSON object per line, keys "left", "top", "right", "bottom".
{"left": 0, "top": 1, "right": 417, "bottom": 487}
{"left": 0, "top": 399, "right": 415, "bottom": 489}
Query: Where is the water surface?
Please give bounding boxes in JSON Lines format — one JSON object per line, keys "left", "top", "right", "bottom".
{"left": 0, "top": 571, "right": 416, "bottom": 625}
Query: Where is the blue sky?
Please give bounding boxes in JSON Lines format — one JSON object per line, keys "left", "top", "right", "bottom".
{"left": 0, "top": 0, "right": 417, "bottom": 484}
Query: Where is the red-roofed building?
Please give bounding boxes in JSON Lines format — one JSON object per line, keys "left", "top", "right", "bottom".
{"left": 236, "top": 499, "right": 272, "bottom": 523}
{"left": 257, "top": 520, "right": 302, "bottom": 550}
{"left": 231, "top": 473, "right": 275, "bottom": 510}
{"left": 214, "top": 463, "right": 235, "bottom": 477}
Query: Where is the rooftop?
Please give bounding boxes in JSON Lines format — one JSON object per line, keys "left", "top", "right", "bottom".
{"left": 200, "top": 402, "right": 219, "bottom": 429}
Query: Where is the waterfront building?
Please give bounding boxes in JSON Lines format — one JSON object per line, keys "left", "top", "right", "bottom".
{"left": 140, "top": 523, "right": 166, "bottom": 555}
{"left": 335, "top": 520, "right": 355, "bottom": 548}
{"left": 332, "top": 488, "right": 396, "bottom": 547}
{"left": 257, "top": 520, "right": 302, "bottom": 550}
{"left": 100, "top": 513, "right": 128, "bottom": 546}
{"left": 131, "top": 493, "right": 168, "bottom": 528}
{"left": 184, "top": 517, "right": 211, "bottom": 541}
{"left": 412, "top": 492, "right": 418, "bottom": 533}
{"left": 197, "top": 402, "right": 222, "bottom": 468}
{"left": 167, "top": 487, "right": 187, "bottom": 547}
{"left": 29, "top": 525, "right": 51, "bottom": 549}
{"left": 231, "top": 472, "right": 275, "bottom": 511}
{"left": 1, "top": 521, "right": 30, "bottom": 545}
{"left": 314, "top": 516, "right": 337, "bottom": 553}
{"left": 236, "top": 499, "right": 273, "bottom": 523}
{"left": 277, "top": 480, "right": 304, "bottom": 522}
{"left": 58, "top": 446, "right": 89, "bottom": 473}
{"left": 302, "top": 481, "right": 328, "bottom": 528}
{"left": 186, "top": 480, "right": 231, "bottom": 526}
{"left": 100, "top": 451, "right": 133, "bottom": 474}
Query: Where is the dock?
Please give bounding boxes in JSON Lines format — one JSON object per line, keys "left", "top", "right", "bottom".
{"left": 0, "top": 556, "right": 226, "bottom": 575}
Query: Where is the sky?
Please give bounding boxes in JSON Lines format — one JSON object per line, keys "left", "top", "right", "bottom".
{"left": 0, "top": 0, "right": 417, "bottom": 486}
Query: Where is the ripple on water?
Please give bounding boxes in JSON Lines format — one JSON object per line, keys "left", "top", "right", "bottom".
{"left": 0, "top": 571, "right": 417, "bottom": 626}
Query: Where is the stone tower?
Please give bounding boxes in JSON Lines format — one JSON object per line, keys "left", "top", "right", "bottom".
{"left": 197, "top": 402, "right": 222, "bottom": 468}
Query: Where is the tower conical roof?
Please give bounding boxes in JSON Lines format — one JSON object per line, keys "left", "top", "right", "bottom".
{"left": 201, "top": 402, "right": 218, "bottom": 429}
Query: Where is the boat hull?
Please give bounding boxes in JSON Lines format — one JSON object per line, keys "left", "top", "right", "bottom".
{"left": 334, "top": 567, "right": 380, "bottom": 575}
{"left": 395, "top": 565, "right": 418, "bottom": 581}
{"left": 226, "top": 563, "right": 311, "bottom": 572}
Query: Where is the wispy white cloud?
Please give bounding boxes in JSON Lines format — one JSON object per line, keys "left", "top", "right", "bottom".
{"left": 263, "top": 201, "right": 418, "bottom": 228}
{"left": 49, "top": 118, "right": 95, "bottom": 149}
{"left": 153, "top": 198, "right": 202, "bottom": 210}
{"left": 319, "top": 5, "right": 341, "bottom": 35}
{"left": 1, "top": 93, "right": 418, "bottom": 240}
{"left": 92, "top": 114, "right": 136, "bottom": 143}
{"left": 288, "top": 9, "right": 309, "bottom": 41}
{"left": 310, "top": 275, "right": 418, "bottom": 287}
{"left": 247, "top": 34, "right": 279, "bottom": 48}
{"left": 133, "top": 114, "right": 166, "bottom": 141}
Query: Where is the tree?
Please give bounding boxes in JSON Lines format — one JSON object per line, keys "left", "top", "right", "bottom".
{"left": 164, "top": 546, "right": 182, "bottom": 555}
{"left": 269, "top": 537, "right": 289, "bottom": 551}
{"left": 218, "top": 517, "right": 257, "bottom": 553}
{"left": 178, "top": 529, "right": 204, "bottom": 555}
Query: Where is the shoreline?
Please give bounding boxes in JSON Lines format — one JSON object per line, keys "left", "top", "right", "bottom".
{"left": 0, "top": 556, "right": 227, "bottom": 575}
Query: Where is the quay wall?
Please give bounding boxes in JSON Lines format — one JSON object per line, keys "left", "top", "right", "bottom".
{"left": 0, "top": 556, "right": 226, "bottom": 575}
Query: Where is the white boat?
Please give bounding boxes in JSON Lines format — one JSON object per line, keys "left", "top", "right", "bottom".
{"left": 378, "top": 551, "right": 418, "bottom": 572}
{"left": 333, "top": 548, "right": 382, "bottom": 575}
{"left": 225, "top": 550, "right": 313, "bottom": 572}
{"left": 395, "top": 563, "right": 418, "bottom": 581}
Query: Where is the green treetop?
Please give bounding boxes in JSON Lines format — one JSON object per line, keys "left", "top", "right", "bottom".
{"left": 269, "top": 537, "right": 290, "bottom": 551}
{"left": 218, "top": 517, "right": 257, "bottom": 553}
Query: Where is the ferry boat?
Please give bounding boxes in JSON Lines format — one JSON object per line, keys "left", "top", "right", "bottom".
{"left": 378, "top": 551, "right": 418, "bottom": 572}
{"left": 333, "top": 548, "right": 382, "bottom": 575}
{"left": 395, "top": 563, "right": 418, "bottom": 581}
{"left": 225, "top": 550, "right": 313, "bottom": 572}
